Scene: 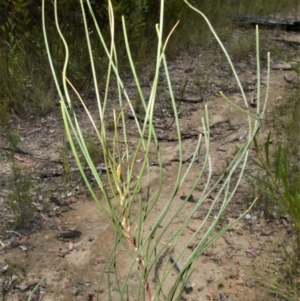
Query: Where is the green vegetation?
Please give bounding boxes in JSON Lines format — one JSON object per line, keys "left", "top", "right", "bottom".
{"left": 8, "top": 162, "right": 35, "bottom": 228}
{"left": 42, "top": 0, "right": 269, "bottom": 300}
{"left": 6, "top": 152, "right": 36, "bottom": 229}
{"left": 250, "top": 133, "right": 300, "bottom": 254}
{"left": 1, "top": 259, "right": 26, "bottom": 301}
{"left": 249, "top": 71, "right": 300, "bottom": 251}
{"left": 247, "top": 53, "right": 300, "bottom": 300}
{"left": 0, "top": 0, "right": 298, "bottom": 300}
{"left": 2, "top": 130, "right": 36, "bottom": 229}
{"left": 1, "top": 0, "right": 299, "bottom": 121}
{"left": 85, "top": 131, "right": 104, "bottom": 166}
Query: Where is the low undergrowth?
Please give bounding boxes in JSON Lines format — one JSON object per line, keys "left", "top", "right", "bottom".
{"left": 248, "top": 69, "right": 300, "bottom": 299}
{"left": 0, "top": 0, "right": 299, "bottom": 122}
{"left": 40, "top": 0, "right": 270, "bottom": 299}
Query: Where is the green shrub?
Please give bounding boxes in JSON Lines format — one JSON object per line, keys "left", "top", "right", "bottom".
{"left": 42, "top": 0, "right": 269, "bottom": 299}
{"left": 4, "top": 131, "right": 36, "bottom": 228}
{"left": 3, "top": 0, "right": 298, "bottom": 119}
{"left": 8, "top": 161, "right": 35, "bottom": 229}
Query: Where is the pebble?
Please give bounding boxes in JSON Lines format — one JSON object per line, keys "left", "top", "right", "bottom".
{"left": 245, "top": 214, "right": 251, "bottom": 220}
{"left": 271, "top": 62, "right": 292, "bottom": 70}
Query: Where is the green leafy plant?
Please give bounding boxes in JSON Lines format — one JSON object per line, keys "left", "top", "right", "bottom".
{"left": 248, "top": 135, "right": 300, "bottom": 261}
{"left": 3, "top": 130, "right": 36, "bottom": 228}
{"left": 252, "top": 133, "right": 300, "bottom": 237}
{"left": 248, "top": 88, "right": 300, "bottom": 264}
{"left": 7, "top": 160, "right": 35, "bottom": 229}
{"left": 258, "top": 247, "right": 300, "bottom": 301}
{"left": 2, "top": 0, "right": 297, "bottom": 120}
{"left": 85, "top": 131, "right": 104, "bottom": 166}
{"left": 246, "top": 52, "right": 300, "bottom": 299}
{"left": 60, "top": 137, "right": 71, "bottom": 188}
{"left": 1, "top": 259, "right": 26, "bottom": 301}
{"left": 43, "top": 0, "right": 269, "bottom": 300}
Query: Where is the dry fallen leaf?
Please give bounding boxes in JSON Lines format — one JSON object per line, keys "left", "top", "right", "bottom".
{"left": 49, "top": 248, "right": 59, "bottom": 254}
{"left": 69, "top": 196, "right": 77, "bottom": 203}
{"left": 224, "top": 285, "right": 239, "bottom": 295}
{"left": 261, "top": 227, "right": 276, "bottom": 235}
{"left": 246, "top": 248, "right": 258, "bottom": 257}
{"left": 93, "top": 258, "right": 105, "bottom": 265}
{"left": 220, "top": 256, "right": 227, "bottom": 266}
{"left": 41, "top": 214, "right": 49, "bottom": 222}
{"left": 207, "top": 285, "right": 215, "bottom": 297}
{"left": 68, "top": 240, "right": 74, "bottom": 250}
{"left": 26, "top": 279, "right": 39, "bottom": 287}
{"left": 19, "top": 235, "right": 29, "bottom": 244}
{"left": 14, "top": 155, "right": 29, "bottom": 162}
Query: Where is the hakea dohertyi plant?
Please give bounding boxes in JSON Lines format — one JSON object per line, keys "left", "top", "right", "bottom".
{"left": 42, "top": 0, "right": 269, "bottom": 300}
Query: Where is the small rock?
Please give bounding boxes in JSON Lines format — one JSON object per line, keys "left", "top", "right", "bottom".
{"left": 19, "top": 245, "right": 27, "bottom": 251}
{"left": 284, "top": 74, "right": 299, "bottom": 85}
{"left": 229, "top": 270, "right": 239, "bottom": 279}
{"left": 284, "top": 74, "right": 293, "bottom": 83}
{"left": 16, "top": 284, "right": 29, "bottom": 291}
{"left": 69, "top": 196, "right": 77, "bottom": 203}
{"left": 245, "top": 214, "right": 251, "bottom": 220}
{"left": 2, "top": 264, "right": 9, "bottom": 273}
{"left": 271, "top": 62, "right": 292, "bottom": 70}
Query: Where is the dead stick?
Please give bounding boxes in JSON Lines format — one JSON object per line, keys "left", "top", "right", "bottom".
{"left": 169, "top": 254, "right": 193, "bottom": 293}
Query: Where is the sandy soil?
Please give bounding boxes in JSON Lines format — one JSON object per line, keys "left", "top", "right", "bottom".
{"left": 0, "top": 29, "right": 299, "bottom": 301}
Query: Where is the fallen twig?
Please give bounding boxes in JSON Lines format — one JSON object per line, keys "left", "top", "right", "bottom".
{"left": 40, "top": 165, "right": 109, "bottom": 178}
{"left": 170, "top": 254, "right": 193, "bottom": 293}
{"left": 153, "top": 246, "right": 171, "bottom": 284}
{"left": 25, "top": 127, "right": 42, "bottom": 137}
{"left": 272, "top": 38, "right": 300, "bottom": 47}
{"left": 0, "top": 147, "right": 62, "bottom": 164}
{"left": 6, "top": 230, "right": 22, "bottom": 237}
{"left": 175, "top": 96, "right": 203, "bottom": 103}
{"left": 232, "top": 14, "right": 300, "bottom": 31}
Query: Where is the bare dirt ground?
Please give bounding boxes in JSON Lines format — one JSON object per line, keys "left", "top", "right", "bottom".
{"left": 0, "top": 28, "right": 299, "bottom": 301}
